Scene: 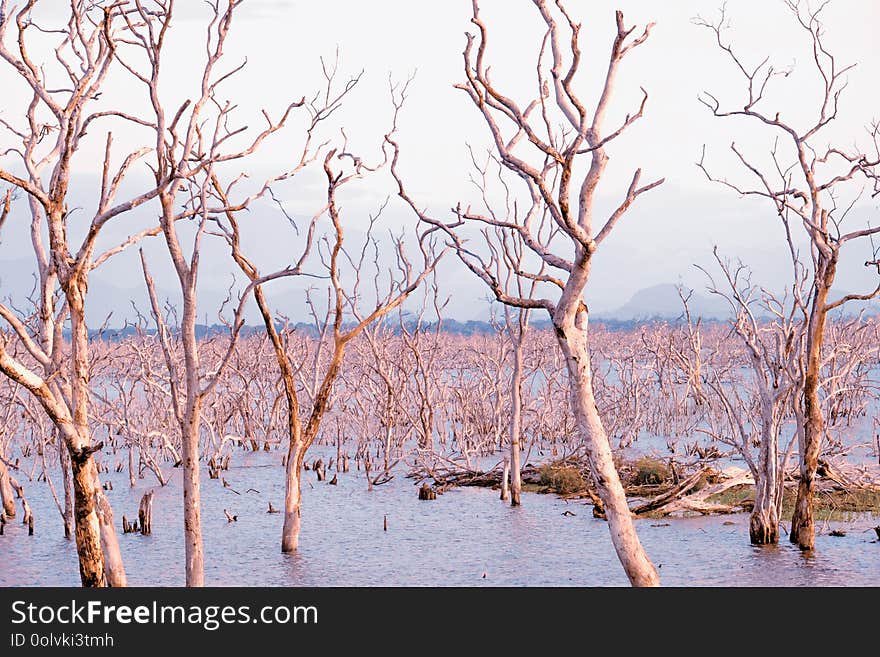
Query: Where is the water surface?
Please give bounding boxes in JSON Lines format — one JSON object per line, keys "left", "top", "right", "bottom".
{"left": 1, "top": 448, "right": 878, "bottom": 586}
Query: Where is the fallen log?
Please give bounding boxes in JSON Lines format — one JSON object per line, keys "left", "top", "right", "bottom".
{"left": 639, "top": 468, "right": 754, "bottom": 517}
{"left": 631, "top": 468, "right": 708, "bottom": 516}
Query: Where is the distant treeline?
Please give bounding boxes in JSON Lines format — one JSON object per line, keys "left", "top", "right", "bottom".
{"left": 76, "top": 316, "right": 737, "bottom": 341}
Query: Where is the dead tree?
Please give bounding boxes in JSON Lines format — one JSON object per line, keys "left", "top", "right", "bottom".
{"left": 0, "top": 0, "right": 180, "bottom": 586}
{"left": 697, "top": 250, "right": 806, "bottom": 544}
{"left": 213, "top": 73, "right": 443, "bottom": 552}
{"left": 696, "top": 1, "right": 880, "bottom": 550}
{"left": 138, "top": 491, "right": 153, "bottom": 536}
{"left": 393, "top": 0, "right": 663, "bottom": 586}
{"left": 118, "top": 0, "right": 301, "bottom": 586}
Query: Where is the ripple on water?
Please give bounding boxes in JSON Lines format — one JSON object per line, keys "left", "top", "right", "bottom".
{"left": 1, "top": 448, "right": 878, "bottom": 586}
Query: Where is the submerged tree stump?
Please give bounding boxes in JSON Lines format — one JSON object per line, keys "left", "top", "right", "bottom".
{"left": 208, "top": 458, "right": 221, "bottom": 479}
{"left": 122, "top": 516, "right": 140, "bottom": 534}
{"left": 267, "top": 502, "right": 279, "bottom": 514}
{"left": 138, "top": 491, "right": 154, "bottom": 536}
{"left": 314, "top": 459, "right": 326, "bottom": 481}
{"left": 418, "top": 483, "right": 437, "bottom": 500}
{"left": 328, "top": 474, "right": 338, "bottom": 486}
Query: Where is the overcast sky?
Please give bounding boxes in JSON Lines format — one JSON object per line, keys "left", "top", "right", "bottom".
{"left": 1, "top": 0, "right": 879, "bottom": 323}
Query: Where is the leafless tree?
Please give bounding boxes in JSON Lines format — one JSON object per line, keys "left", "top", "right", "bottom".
{"left": 0, "top": 0, "right": 182, "bottom": 586}
{"left": 392, "top": 0, "right": 663, "bottom": 585}
{"left": 696, "top": 0, "right": 880, "bottom": 550}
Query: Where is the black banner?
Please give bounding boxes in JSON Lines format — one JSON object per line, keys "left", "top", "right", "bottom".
{"left": 0, "top": 586, "right": 872, "bottom": 651}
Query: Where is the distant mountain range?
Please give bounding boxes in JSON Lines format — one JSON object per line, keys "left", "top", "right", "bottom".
{"left": 597, "top": 284, "right": 729, "bottom": 321}
{"left": 3, "top": 257, "right": 878, "bottom": 331}
{"left": 595, "top": 283, "right": 880, "bottom": 321}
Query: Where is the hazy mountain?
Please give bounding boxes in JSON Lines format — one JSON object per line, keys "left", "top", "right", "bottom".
{"left": 600, "top": 284, "right": 730, "bottom": 321}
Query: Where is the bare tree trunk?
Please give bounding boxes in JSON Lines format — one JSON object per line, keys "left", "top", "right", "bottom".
{"left": 281, "top": 441, "right": 304, "bottom": 553}
{"left": 95, "top": 488, "right": 127, "bottom": 587}
{"left": 181, "top": 404, "right": 205, "bottom": 586}
{"left": 0, "top": 457, "right": 16, "bottom": 518}
{"left": 60, "top": 440, "right": 74, "bottom": 539}
{"left": 750, "top": 415, "right": 779, "bottom": 545}
{"left": 509, "top": 334, "right": 524, "bottom": 507}
{"left": 556, "top": 306, "right": 659, "bottom": 587}
{"left": 70, "top": 454, "right": 106, "bottom": 587}
{"left": 128, "top": 445, "right": 136, "bottom": 488}
{"left": 69, "top": 280, "right": 127, "bottom": 585}
{"left": 791, "top": 279, "right": 831, "bottom": 550}
{"left": 500, "top": 457, "right": 510, "bottom": 502}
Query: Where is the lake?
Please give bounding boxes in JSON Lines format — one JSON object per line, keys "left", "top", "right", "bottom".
{"left": 1, "top": 446, "right": 878, "bottom": 586}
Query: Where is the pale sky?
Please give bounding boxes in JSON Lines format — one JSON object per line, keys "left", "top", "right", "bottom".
{"left": 1, "top": 0, "right": 879, "bottom": 323}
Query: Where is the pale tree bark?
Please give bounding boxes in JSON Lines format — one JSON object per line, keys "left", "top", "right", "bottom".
{"left": 0, "top": 457, "right": 15, "bottom": 518}
{"left": 696, "top": 1, "right": 880, "bottom": 550}
{"left": 393, "top": 0, "right": 662, "bottom": 585}
{"left": 697, "top": 246, "right": 806, "bottom": 545}
{"left": 0, "top": 0, "right": 172, "bottom": 585}
{"left": 120, "top": 0, "right": 302, "bottom": 584}
{"left": 211, "top": 74, "right": 442, "bottom": 553}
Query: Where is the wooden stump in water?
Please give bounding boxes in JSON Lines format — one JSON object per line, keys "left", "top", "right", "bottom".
{"left": 0, "top": 513, "right": 5, "bottom": 535}
{"left": 383, "top": 514, "right": 388, "bottom": 531}
{"left": 138, "top": 491, "right": 154, "bottom": 536}
{"left": 267, "top": 502, "right": 279, "bottom": 514}
{"left": 314, "top": 459, "right": 326, "bottom": 481}
{"left": 342, "top": 454, "right": 350, "bottom": 473}
{"left": 12, "top": 479, "right": 34, "bottom": 528}
{"left": 418, "top": 483, "right": 437, "bottom": 500}
{"left": 224, "top": 509, "right": 238, "bottom": 523}
{"left": 27, "top": 514, "right": 33, "bottom": 536}
{"left": 103, "top": 480, "right": 113, "bottom": 491}
{"left": 328, "top": 474, "right": 338, "bottom": 486}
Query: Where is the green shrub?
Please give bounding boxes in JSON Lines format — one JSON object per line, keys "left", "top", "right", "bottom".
{"left": 633, "top": 457, "right": 670, "bottom": 486}
{"left": 538, "top": 464, "right": 586, "bottom": 494}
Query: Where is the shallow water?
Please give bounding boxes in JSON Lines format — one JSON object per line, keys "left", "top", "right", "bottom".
{"left": 1, "top": 447, "right": 878, "bottom": 587}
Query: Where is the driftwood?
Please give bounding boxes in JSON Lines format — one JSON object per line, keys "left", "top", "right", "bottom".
{"left": 267, "top": 502, "right": 279, "bottom": 514}
{"left": 224, "top": 509, "right": 238, "bottom": 523}
{"left": 817, "top": 457, "right": 880, "bottom": 492}
{"left": 410, "top": 462, "right": 543, "bottom": 490}
{"left": 634, "top": 468, "right": 755, "bottom": 517}
{"left": 631, "top": 468, "right": 709, "bottom": 515}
